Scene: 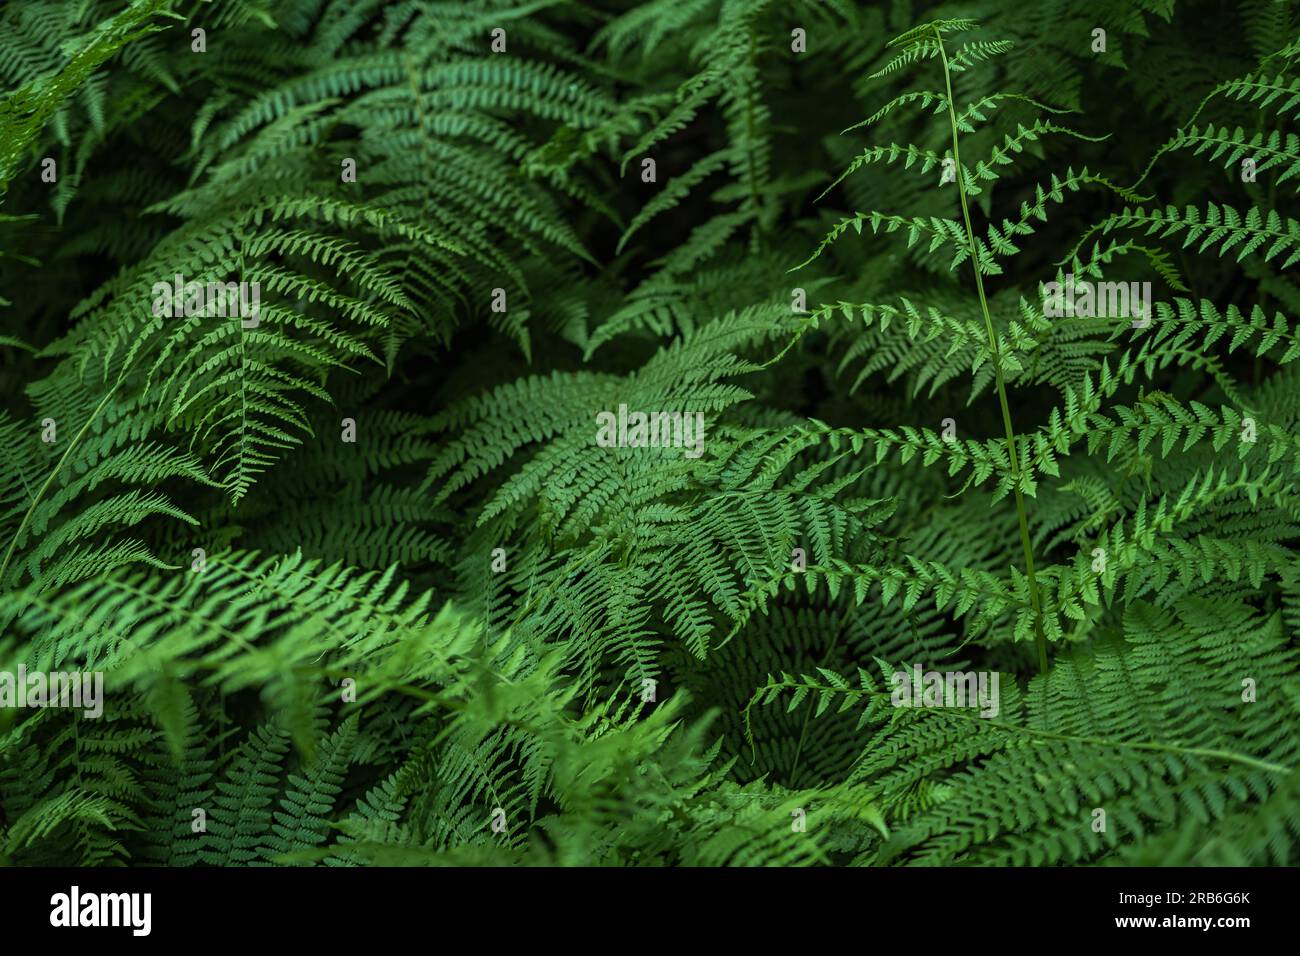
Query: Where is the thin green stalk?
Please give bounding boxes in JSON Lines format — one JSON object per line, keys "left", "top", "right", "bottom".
{"left": 0, "top": 379, "right": 123, "bottom": 590}
{"left": 934, "top": 26, "right": 1049, "bottom": 675}
{"left": 744, "top": 28, "right": 764, "bottom": 240}
{"left": 748, "top": 676, "right": 1293, "bottom": 776}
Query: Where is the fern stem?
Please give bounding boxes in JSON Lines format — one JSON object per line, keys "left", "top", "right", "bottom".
{"left": 0, "top": 380, "right": 122, "bottom": 590}
{"left": 933, "top": 27, "right": 1049, "bottom": 675}
{"left": 788, "top": 628, "right": 843, "bottom": 782}
{"left": 751, "top": 677, "right": 1294, "bottom": 776}
{"left": 744, "top": 28, "right": 764, "bottom": 241}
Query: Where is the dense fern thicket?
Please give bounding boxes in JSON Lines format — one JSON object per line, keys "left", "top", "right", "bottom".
{"left": 1, "top": 0, "right": 1298, "bottom": 867}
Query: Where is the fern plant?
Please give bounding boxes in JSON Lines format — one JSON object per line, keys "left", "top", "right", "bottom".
{"left": 0, "top": 0, "right": 1297, "bottom": 869}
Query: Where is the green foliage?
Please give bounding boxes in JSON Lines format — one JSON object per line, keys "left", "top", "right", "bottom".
{"left": 0, "top": 0, "right": 1297, "bottom": 867}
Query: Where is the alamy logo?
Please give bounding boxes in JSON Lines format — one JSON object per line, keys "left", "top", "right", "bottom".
{"left": 595, "top": 404, "right": 705, "bottom": 459}
{"left": 890, "top": 663, "right": 1000, "bottom": 718}
{"left": 151, "top": 273, "right": 261, "bottom": 328}
{"left": 50, "top": 886, "right": 151, "bottom": 936}
{"left": 0, "top": 664, "right": 102, "bottom": 718}
{"left": 1042, "top": 272, "right": 1152, "bottom": 326}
